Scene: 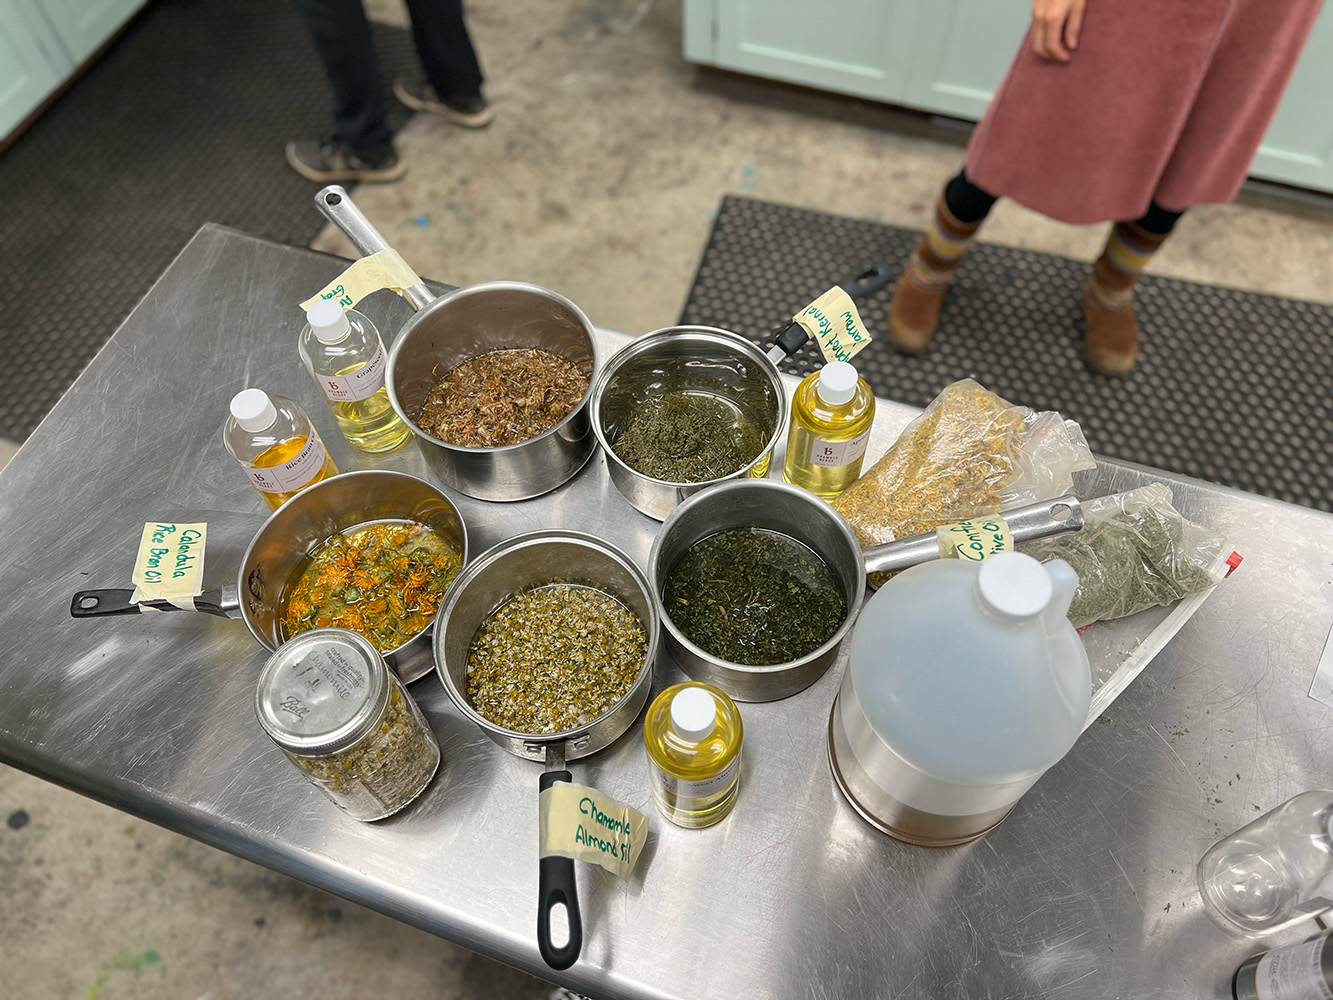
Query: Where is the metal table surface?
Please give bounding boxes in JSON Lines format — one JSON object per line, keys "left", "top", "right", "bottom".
{"left": 3, "top": 224, "right": 1332, "bottom": 1000}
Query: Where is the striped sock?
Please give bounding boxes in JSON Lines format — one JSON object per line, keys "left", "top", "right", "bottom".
{"left": 906, "top": 197, "right": 983, "bottom": 291}
{"left": 1088, "top": 221, "right": 1168, "bottom": 311}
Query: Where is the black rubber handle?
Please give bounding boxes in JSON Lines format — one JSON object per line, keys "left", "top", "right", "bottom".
{"left": 537, "top": 768, "right": 583, "bottom": 970}
{"left": 70, "top": 589, "right": 230, "bottom": 618}
{"left": 769, "top": 260, "right": 893, "bottom": 359}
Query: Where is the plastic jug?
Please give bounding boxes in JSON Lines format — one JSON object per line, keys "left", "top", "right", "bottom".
{"left": 828, "top": 551, "right": 1090, "bottom": 846}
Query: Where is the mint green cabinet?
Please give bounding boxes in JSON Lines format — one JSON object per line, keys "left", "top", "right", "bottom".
{"left": 684, "top": 0, "right": 1333, "bottom": 195}
{"left": 0, "top": 0, "right": 146, "bottom": 144}
{"left": 0, "top": 2, "right": 69, "bottom": 140}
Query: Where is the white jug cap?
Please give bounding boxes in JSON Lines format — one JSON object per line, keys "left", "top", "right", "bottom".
{"left": 670, "top": 687, "right": 717, "bottom": 741}
{"left": 817, "top": 361, "right": 858, "bottom": 405}
{"left": 230, "top": 388, "right": 278, "bottom": 433}
{"left": 977, "top": 551, "right": 1052, "bottom": 621}
{"left": 306, "top": 299, "right": 351, "bottom": 343}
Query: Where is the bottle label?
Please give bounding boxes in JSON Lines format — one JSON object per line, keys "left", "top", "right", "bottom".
{"left": 248, "top": 434, "right": 328, "bottom": 494}
{"left": 806, "top": 429, "right": 870, "bottom": 468}
{"left": 653, "top": 754, "right": 740, "bottom": 802}
{"left": 1255, "top": 936, "right": 1333, "bottom": 999}
{"left": 316, "top": 343, "right": 387, "bottom": 403}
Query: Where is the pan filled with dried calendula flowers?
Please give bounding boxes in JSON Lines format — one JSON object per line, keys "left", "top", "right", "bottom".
{"left": 433, "top": 529, "right": 659, "bottom": 970}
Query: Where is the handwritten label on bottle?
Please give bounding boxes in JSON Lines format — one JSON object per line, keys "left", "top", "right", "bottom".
{"left": 130, "top": 521, "right": 206, "bottom": 611}
{"left": 792, "top": 287, "right": 873, "bottom": 365}
{"left": 807, "top": 429, "right": 870, "bottom": 468}
{"left": 539, "top": 781, "right": 649, "bottom": 879}
{"left": 316, "top": 343, "right": 387, "bottom": 403}
{"left": 248, "top": 434, "right": 328, "bottom": 494}
{"left": 298, "top": 249, "right": 421, "bottom": 312}
{"left": 936, "top": 517, "right": 1012, "bottom": 562}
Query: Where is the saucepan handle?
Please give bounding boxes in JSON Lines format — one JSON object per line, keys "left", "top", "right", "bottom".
{"left": 69, "top": 585, "right": 242, "bottom": 619}
{"left": 767, "top": 260, "right": 894, "bottom": 362}
{"left": 313, "top": 185, "right": 435, "bottom": 311}
{"left": 537, "top": 767, "right": 583, "bottom": 970}
{"left": 861, "top": 495, "right": 1084, "bottom": 576}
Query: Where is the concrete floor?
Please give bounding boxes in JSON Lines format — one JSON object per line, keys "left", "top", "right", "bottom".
{"left": 4, "top": 0, "right": 1333, "bottom": 998}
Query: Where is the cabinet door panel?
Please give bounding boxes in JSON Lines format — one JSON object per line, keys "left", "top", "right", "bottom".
{"left": 35, "top": 0, "right": 144, "bottom": 66}
{"left": 0, "top": 3, "right": 67, "bottom": 140}
{"left": 903, "top": 0, "right": 1027, "bottom": 120}
{"left": 1249, "top": 6, "right": 1333, "bottom": 192}
{"left": 714, "top": 0, "right": 922, "bottom": 103}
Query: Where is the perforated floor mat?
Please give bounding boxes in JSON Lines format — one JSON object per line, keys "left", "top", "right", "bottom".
{"left": 680, "top": 195, "right": 1333, "bottom": 512}
{"left": 0, "top": 0, "right": 415, "bottom": 439}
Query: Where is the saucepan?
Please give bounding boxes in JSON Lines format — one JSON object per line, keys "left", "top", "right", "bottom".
{"left": 314, "top": 187, "right": 600, "bottom": 501}
{"left": 69, "top": 471, "right": 468, "bottom": 683}
{"left": 647, "top": 479, "right": 1083, "bottom": 702}
{"left": 433, "top": 530, "right": 660, "bottom": 971}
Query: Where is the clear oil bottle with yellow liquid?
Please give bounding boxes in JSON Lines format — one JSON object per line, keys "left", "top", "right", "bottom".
{"left": 299, "top": 300, "right": 411, "bottom": 453}
{"left": 644, "top": 682, "right": 743, "bottom": 829}
{"left": 224, "top": 388, "right": 338, "bottom": 509}
{"left": 782, "top": 360, "right": 875, "bottom": 498}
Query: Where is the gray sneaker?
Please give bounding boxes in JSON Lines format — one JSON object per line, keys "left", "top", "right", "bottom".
{"left": 284, "top": 138, "right": 407, "bottom": 183}
{"left": 393, "top": 76, "right": 495, "bottom": 128}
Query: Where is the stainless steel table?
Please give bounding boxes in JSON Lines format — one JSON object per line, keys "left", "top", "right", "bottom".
{"left": 4, "top": 224, "right": 1332, "bottom": 999}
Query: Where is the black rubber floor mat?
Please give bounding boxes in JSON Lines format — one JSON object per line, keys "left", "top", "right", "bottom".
{"left": 0, "top": 0, "right": 416, "bottom": 440}
{"left": 681, "top": 195, "right": 1333, "bottom": 512}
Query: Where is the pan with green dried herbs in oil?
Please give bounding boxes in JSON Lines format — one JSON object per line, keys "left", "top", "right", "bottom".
{"left": 662, "top": 527, "right": 845, "bottom": 666}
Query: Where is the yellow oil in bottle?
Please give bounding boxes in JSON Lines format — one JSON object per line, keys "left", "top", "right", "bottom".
{"left": 782, "top": 362, "right": 875, "bottom": 498}
{"left": 250, "top": 436, "right": 339, "bottom": 509}
{"left": 325, "top": 363, "right": 411, "bottom": 453}
{"left": 644, "top": 682, "right": 743, "bottom": 829}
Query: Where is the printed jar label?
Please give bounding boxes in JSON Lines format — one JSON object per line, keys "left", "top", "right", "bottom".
{"left": 653, "top": 755, "right": 740, "bottom": 803}
{"left": 807, "top": 430, "right": 870, "bottom": 468}
{"left": 936, "top": 516, "right": 1012, "bottom": 563}
{"left": 1255, "top": 936, "right": 1333, "bottom": 999}
{"left": 316, "top": 345, "right": 387, "bottom": 403}
{"left": 249, "top": 434, "right": 328, "bottom": 494}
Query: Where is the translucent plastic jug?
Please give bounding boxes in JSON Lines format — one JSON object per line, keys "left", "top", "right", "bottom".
{"left": 828, "top": 551, "right": 1090, "bottom": 846}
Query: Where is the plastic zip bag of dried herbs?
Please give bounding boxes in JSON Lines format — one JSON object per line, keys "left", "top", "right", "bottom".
{"left": 831, "top": 379, "right": 1095, "bottom": 585}
{"left": 1018, "top": 483, "right": 1230, "bottom": 628}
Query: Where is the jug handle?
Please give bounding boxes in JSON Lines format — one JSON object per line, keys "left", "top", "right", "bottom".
{"left": 1042, "top": 558, "right": 1087, "bottom": 715}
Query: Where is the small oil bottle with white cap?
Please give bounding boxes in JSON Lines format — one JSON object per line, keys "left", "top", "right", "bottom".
{"left": 299, "top": 300, "right": 410, "bottom": 453}
{"left": 223, "top": 388, "right": 338, "bottom": 509}
{"left": 644, "top": 682, "right": 743, "bottom": 829}
{"left": 782, "top": 360, "right": 875, "bottom": 498}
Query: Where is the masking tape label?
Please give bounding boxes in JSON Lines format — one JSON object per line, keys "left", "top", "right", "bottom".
{"left": 792, "top": 286, "right": 873, "bottom": 364}
{"left": 299, "top": 248, "right": 421, "bottom": 312}
{"left": 131, "top": 522, "right": 206, "bottom": 611}
{"left": 936, "top": 516, "right": 1011, "bottom": 562}
{"left": 539, "top": 781, "right": 649, "bottom": 879}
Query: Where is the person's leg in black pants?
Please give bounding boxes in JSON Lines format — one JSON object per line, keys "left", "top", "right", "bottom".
{"left": 394, "top": 0, "right": 493, "bottom": 127}
{"left": 287, "top": 0, "right": 406, "bottom": 181}
{"left": 292, "top": 0, "right": 393, "bottom": 157}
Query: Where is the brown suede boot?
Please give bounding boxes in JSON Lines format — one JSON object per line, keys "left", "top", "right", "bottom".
{"left": 888, "top": 197, "right": 985, "bottom": 354}
{"left": 1083, "top": 221, "right": 1171, "bottom": 375}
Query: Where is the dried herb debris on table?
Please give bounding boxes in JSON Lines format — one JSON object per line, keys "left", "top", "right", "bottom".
{"left": 416, "top": 348, "right": 588, "bottom": 448}
{"left": 282, "top": 522, "right": 461, "bottom": 651}
{"left": 612, "top": 391, "right": 766, "bottom": 483}
{"left": 467, "top": 583, "right": 648, "bottom": 734}
{"left": 663, "top": 527, "right": 845, "bottom": 666}
{"left": 1019, "top": 483, "right": 1227, "bottom": 627}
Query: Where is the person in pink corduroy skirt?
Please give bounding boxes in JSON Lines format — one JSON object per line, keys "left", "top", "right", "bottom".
{"left": 888, "top": 0, "right": 1323, "bottom": 374}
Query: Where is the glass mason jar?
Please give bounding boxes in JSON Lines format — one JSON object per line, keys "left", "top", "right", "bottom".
{"left": 256, "top": 628, "right": 440, "bottom": 821}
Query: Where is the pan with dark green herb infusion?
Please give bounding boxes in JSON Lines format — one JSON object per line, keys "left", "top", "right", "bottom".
{"left": 611, "top": 390, "right": 766, "bottom": 483}
{"left": 662, "top": 527, "right": 846, "bottom": 666}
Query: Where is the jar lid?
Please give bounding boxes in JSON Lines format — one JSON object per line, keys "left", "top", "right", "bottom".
{"left": 256, "top": 629, "right": 389, "bottom": 756}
